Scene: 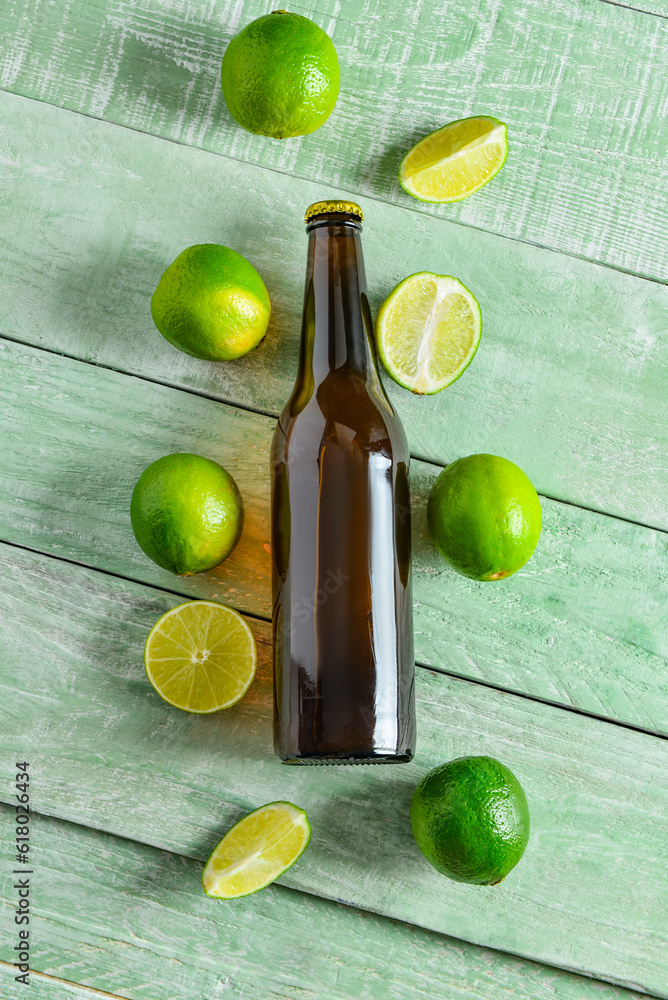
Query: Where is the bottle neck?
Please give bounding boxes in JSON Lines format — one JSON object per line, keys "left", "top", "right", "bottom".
{"left": 298, "top": 218, "right": 381, "bottom": 387}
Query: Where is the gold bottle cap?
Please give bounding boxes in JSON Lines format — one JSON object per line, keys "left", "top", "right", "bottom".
{"left": 305, "top": 200, "right": 364, "bottom": 223}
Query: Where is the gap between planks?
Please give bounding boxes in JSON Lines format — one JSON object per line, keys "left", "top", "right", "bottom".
{"left": 594, "top": 0, "right": 668, "bottom": 17}
{"left": 2, "top": 552, "right": 667, "bottom": 993}
{"left": 2, "top": 85, "right": 667, "bottom": 291}
{"left": 0, "top": 806, "right": 660, "bottom": 1000}
{"left": 0, "top": 89, "right": 668, "bottom": 527}
{"left": 0, "top": 962, "right": 128, "bottom": 1000}
{"left": 289, "top": 0, "right": 668, "bottom": 21}
{"left": 1, "top": 328, "right": 666, "bottom": 540}
{"left": 2, "top": 0, "right": 668, "bottom": 279}
{"left": 3, "top": 90, "right": 666, "bottom": 531}
{"left": 1, "top": 530, "right": 666, "bottom": 746}
{"left": 2, "top": 335, "right": 667, "bottom": 735}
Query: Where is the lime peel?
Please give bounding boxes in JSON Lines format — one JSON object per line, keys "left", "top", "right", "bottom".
{"left": 410, "top": 756, "right": 530, "bottom": 885}
{"left": 202, "top": 801, "right": 311, "bottom": 899}
{"left": 221, "top": 11, "right": 339, "bottom": 139}
{"left": 427, "top": 454, "right": 542, "bottom": 581}
{"left": 150, "top": 244, "right": 270, "bottom": 362}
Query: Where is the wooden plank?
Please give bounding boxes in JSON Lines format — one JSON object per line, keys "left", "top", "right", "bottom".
{"left": 0, "top": 340, "right": 273, "bottom": 616}
{"left": 1, "top": 340, "right": 667, "bottom": 734}
{"left": 0, "top": 810, "right": 651, "bottom": 1000}
{"left": 410, "top": 464, "right": 668, "bottom": 735}
{"left": 0, "top": 0, "right": 666, "bottom": 280}
{"left": 0, "top": 966, "right": 124, "bottom": 1000}
{"left": 1, "top": 546, "right": 667, "bottom": 994}
{"left": 2, "top": 95, "right": 667, "bottom": 530}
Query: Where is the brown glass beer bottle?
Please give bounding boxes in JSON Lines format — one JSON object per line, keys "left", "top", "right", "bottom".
{"left": 271, "top": 200, "right": 416, "bottom": 764}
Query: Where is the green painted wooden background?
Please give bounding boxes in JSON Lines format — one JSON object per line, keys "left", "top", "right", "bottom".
{"left": 1, "top": 0, "right": 667, "bottom": 997}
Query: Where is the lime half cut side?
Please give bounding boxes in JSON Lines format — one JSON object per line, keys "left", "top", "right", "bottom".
{"left": 202, "top": 801, "right": 311, "bottom": 899}
{"left": 376, "top": 272, "right": 481, "bottom": 394}
{"left": 144, "top": 600, "right": 257, "bottom": 713}
{"left": 400, "top": 116, "right": 508, "bottom": 203}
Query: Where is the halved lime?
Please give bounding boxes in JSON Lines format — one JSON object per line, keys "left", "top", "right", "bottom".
{"left": 375, "top": 272, "right": 481, "bottom": 394}
{"left": 144, "top": 600, "right": 257, "bottom": 712}
{"left": 400, "top": 116, "right": 508, "bottom": 203}
{"left": 202, "top": 801, "right": 311, "bottom": 899}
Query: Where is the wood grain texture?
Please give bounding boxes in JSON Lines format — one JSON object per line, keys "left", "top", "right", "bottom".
{"left": 2, "top": 94, "right": 667, "bottom": 530}
{"left": 0, "top": 340, "right": 273, "bottom": 615}
{"left": 1, "top": 0, "right": 667, "bottom": 280}
{"left": 0, "top": 810, "right": 652, "bottom": 1000}
{"left": 0, "top": 0, "right": 665, "bottom": 994}
{"left": 1, "top": 340, "right": 667, "bottom": 733}
{"left": 0, "top": 966, "right": 125, "bottom": 1000}
{"left": 1, "top": 545, "right": 667, "bottom": 994}
{"left": 410, "top": 465, "right": 668, "bottom": 735}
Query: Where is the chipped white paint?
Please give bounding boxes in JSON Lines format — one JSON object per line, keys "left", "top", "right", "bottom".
{"left": 0, "top": 0, "right": 667, "bottom": 278}
{"left": 0, "top": 810, "right": 653, "bottom": 1000}
{"left": 0, "top": 552, "right": 667, "bottom": 992}
{"left": 1, "top": 91, "right": 666, "bottom": 530}
{"left": 0, "top": 341, "right": 667, "bottom": 737}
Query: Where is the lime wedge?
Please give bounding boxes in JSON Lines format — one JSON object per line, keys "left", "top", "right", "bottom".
{"left": 400, "top": 116, "right": 508, "bottom": 202}
{"left": 144, "top": 600, "right": 257, "bottom": 712}
{"left": 375, "top": 272, "right": 481, "bottom": 395}
{"left": 202, "top": 801, "right": 311, "bottom": 899}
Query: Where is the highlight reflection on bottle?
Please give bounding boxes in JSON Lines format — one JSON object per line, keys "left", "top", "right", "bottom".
{"left": 271, "top": 200, "right": 416, "bottom": 764}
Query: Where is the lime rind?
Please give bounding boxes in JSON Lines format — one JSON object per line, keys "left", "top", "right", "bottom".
{"left": 375, "top": 272, "right": 481, "bottom": 395}
{"left": 202, "top": 801, "right": 311, "bottom": 900}
{"left": 144, "top": 600, "right": 257, "bottom": 713}
{"left": 399, "top": 116, "right": 508, "bottom": 203}
{"left": 130, "top": 453, "right": 245, "bottom": 578}
{"left": 410, "top": 756, "right": 529, "bottom": 885}
{"left": 426, "top": 454, "right": 542, "bottom": 581}
{"left": 221, "top": 12, "right": 340, "bottom": 139}
{"left": 150, "top": 244, "right": 271, "bottom": 362}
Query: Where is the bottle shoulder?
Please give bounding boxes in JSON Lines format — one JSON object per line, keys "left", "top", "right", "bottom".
{"left": 288, "top": 368, "right": 398, "bottom": 420}
{"left": 274, "top": 372, "right": 408, "bottom": 462}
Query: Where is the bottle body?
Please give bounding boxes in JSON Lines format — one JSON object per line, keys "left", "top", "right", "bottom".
{"left": 271, "top": 206, "right": 416, "bottom": 764}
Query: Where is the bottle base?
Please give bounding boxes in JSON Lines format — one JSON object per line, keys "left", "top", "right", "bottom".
{"left": 280, "top": 750, "right": 414, "bottom": 766}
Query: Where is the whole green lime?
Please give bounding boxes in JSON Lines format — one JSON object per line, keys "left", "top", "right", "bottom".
{"left": 427, "top": 453, "right": 542, "bottom": 581}
{"left": 410, "top": 756, "right": 530, "bottom": 885}
{"left": 221, "top": 11, "right": 340, "bottom": 139}
{"left": 131, "top": 454, "right": 244, "bottom": 576}
{"left": 151, "top": 244, "right": 270, "bottom": 362}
